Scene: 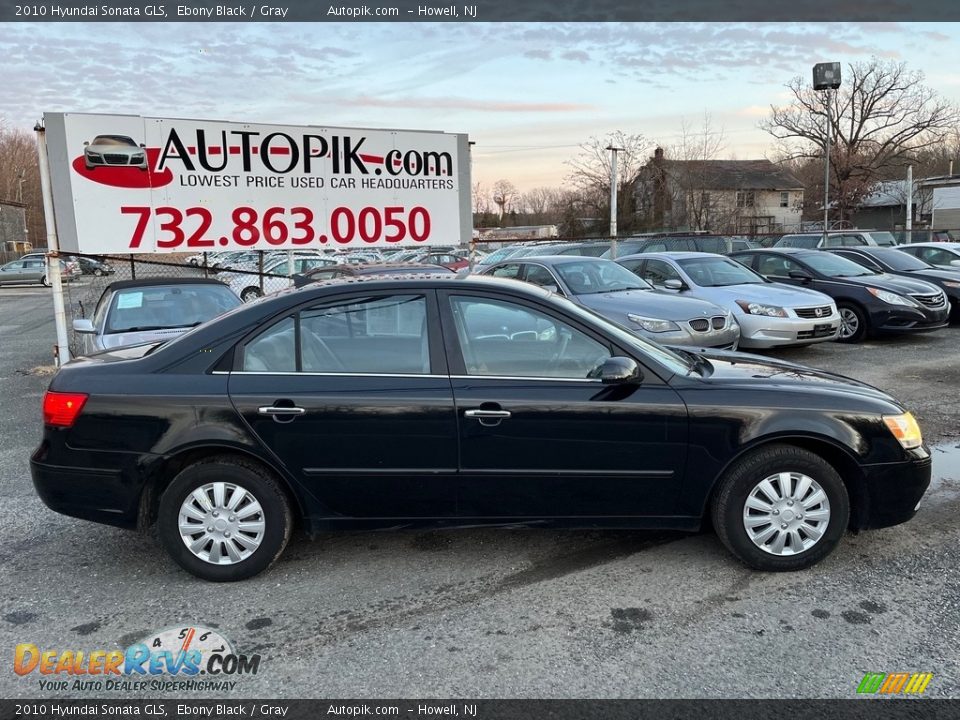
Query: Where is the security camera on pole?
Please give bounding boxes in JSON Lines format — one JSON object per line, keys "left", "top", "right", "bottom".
{"left": 813, "top": 62, "right": 841, "bottom": 245}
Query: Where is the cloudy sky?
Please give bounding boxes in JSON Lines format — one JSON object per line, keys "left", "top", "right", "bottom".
{"left": 2, "top": 22, "right": 959, "bottom": 191}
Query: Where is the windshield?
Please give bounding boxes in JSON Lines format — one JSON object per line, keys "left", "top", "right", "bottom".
{"left": 106, "top": 284, "right": 241, "bottom": 333}
{"left": 550, "top": 294, "right": 692, "bottom": 377}
{"left": 677, "top": 256, "right": 766, "bottom": 286}
{"left": 801, "top": 252, "right": 877, "bottom": 277}
{"left": 867, "top": 248, "right": 931, "bottom": 271}
{"left": 553, "top": 260, "right": 652, "bottom": 294}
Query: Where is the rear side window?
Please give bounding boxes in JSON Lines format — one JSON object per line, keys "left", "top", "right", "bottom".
{"left": 240, "top": 295, "right": 429, "bottom": 375}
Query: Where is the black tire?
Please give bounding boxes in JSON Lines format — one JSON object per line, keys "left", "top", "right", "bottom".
{"left": 711, "top": 444, "right": 849, "bottom": 572}
{"left": 40, "top": 275, "right": 50, "bottom": 288}
{"left": 837, "top": 302, "right": 868, "bottom": 343}
{"left": 158, "top": 456, "right": 293, "bottom": 581}
{"left": 241, "top": 287, "right": 262, "bottom": 302}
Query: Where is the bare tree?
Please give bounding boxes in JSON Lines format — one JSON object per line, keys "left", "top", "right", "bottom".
{"left": 491, "top": 179, "right": 519, "bottom": 223}
{"left": 521, "top": 187, "right": 554, "bottom": 223}
{"left": 663, "top": 114, "right": 729, "bottom": 231}
{"left": 0, "top": 123, "right": 45, "bottom": 249}
{"left": 564, "top": 131, "right": 649, "bottom": 234}
{"left": 761, "top": 58, "right": 960, "bottom": 223}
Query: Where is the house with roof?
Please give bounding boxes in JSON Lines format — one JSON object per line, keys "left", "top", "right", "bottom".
{"left": 634, "top": 148, "right": 804, "bottom": 234}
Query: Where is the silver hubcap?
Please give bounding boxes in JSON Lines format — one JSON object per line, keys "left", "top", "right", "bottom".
{"left": 178, "top": 482, "right": 266, "bottom": 565}
{"left": 743, "top": 472, "right": 831, "bottom": 556}
{"left": 839, "top": 308, "right": 859, "bottom": 339}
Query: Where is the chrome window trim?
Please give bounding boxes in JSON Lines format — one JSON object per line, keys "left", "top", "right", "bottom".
{"left": 215, "top": 370, "right": 603, "bottom": 383}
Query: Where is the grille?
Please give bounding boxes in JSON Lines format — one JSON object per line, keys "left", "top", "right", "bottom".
{"left": 911, "top": 293, "right": 945, "bottom": 309}
{"left": 689, "top": 318, "right": 710, "bottom": 332}
{"left": 795, "top": 306, "right": 833, "bottom": 319}
{"left": 104, "top": 154, "right": 130, "bottom": 164}
{"left": 711, "top": 315, "right": 726, "bottom": 330}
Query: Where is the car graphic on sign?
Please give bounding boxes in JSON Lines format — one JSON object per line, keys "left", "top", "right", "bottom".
{"left": 83, "top": 134, "right": 148, "bottom": 170}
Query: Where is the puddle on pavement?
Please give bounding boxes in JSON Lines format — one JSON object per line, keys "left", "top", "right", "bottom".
{"left": 929, "top": 441, "right": 960, "bottom": 490}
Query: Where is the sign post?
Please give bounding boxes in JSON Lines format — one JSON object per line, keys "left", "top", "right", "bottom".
{"left": 35, "top": 121, "right": 71, "bottom": 365}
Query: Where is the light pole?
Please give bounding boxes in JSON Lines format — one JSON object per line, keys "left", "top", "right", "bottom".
{"left": 606, "top": 145, "right": 624, "bottom": 258}
{"left": 813, "top": 62, "right": 841, "bottom": 243}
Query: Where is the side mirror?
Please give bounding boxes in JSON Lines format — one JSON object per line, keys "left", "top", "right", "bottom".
{"left": 139, "top": 143, "right": 146, "bottom": 148}
{"left": 596, "top": 356, "right": 642, "bottom": 385}
{"left": 542, "top": 284, "right": 560, "bottom": 294}
{"left": 788, "top": 270, "right": 813, "bottom": 281}
{"left": 950, "top": 260, "right": 960, "bottom": 268}
{"left": 663, "top": 278, "right": 684, "bottom": 291}
{"left": 83, "top": 141, "right": 89, "bottom": 146}
{"left": 73, "top": 319, "right": 95, "bottom": 333}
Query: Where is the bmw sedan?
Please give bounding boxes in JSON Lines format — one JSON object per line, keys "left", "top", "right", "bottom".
{"left": 617, "top": 252, "right": 840, "bottom": 349}
{"left": 32, "top": 275, "right": 931, "bottom": 581}
{"left": 478, "top": 256, "right": 740, "bottom": 349}
{"left": 732, "top": 248, "right": 949, "bottom": 343}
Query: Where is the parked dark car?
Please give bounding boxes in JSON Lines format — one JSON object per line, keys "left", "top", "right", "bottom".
{"left": 293, "top": 262, "right": 454, "bottom": 287}
{"left": 76, "top": 256, "right": 115, "bottom": 276}
{"left": 521, "top": 241, "right": 612, "bottom": 258}
{"left": 731, "top": 248, "right": 949, "bottom": 343}
{"left": 827, "top": 247, "right": 960, "bottom": 321}
{"left": 601, "top": 235, "right": 757, "bottom": 259}
{"left": 32, "top": 275, "right": 930, "bottom": 581}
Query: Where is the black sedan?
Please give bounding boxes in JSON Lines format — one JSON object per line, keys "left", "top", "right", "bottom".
{"left": 827, "top": 246, "right": 960, "bottom": 322}
{"left": 31, "top": 275, "right": 931, "bottom": 581}
{"left": 76, "top": 256, "right": 115, "bottom": 276}
{"left": 731, "top": 248, "right": 949, "bottom": 342}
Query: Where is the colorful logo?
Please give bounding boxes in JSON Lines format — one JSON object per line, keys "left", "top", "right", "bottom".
{"left": 14, "top": 625, "right": 260, "bottom": 680}
{"left": 857, "top": 672, "right": 934, "bottom": 695}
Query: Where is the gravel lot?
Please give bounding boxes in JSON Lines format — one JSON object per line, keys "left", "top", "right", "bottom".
{"left": 1, "top": 283, "right": 958, "bottom": 699}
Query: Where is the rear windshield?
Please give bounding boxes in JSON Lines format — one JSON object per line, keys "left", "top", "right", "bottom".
{"left": 107, "top": 284, "right": 241, "bottom": 333}
{"left": 776, "top": 236, "right": 819, "bottom": 248}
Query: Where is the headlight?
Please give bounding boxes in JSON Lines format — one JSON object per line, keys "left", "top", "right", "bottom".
{"left": 883, "top": 412, "right": 923, "bottom": 450}
{"left": 735, "top": 300, "right": 787, "bottom": 317}
{"left": 86, "top": 152, "right": 102, "bottom": 159}
{"left": 867, "top": 287, "right": 916, "bottom": 306}
{"left": 626, "top": 314, "right": 680, "bottom": 333}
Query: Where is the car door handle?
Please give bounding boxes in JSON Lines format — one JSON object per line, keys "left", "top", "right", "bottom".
{"left": 464, "top": 408, "right": 511, "bottom": 428}
{"left": 258, "top": 406, "right": 306, "bottom": 416}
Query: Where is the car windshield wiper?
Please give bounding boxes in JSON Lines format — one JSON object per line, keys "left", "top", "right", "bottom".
{"left": 113, "top": 326, "right": 168, "bottom": 332}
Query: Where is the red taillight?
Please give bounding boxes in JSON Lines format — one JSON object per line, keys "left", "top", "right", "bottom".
{"left": 42, "top": 391, "right": 88, "bottom": 427}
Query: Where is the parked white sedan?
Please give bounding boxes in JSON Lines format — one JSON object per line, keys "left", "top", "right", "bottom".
{"left": 618, "top": 252, "right": 841, "bottom": 348}
{"left": 225, "top": 255, "right": 340, "bottom": 301}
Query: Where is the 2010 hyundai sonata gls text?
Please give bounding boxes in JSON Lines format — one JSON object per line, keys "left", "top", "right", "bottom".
{"left": 31, "top": 275, "right": 931, "bottom": 581}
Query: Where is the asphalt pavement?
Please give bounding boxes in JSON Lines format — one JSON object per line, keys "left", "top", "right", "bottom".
{"left": 1, "top": 284, "right": 958, "bottom": 699}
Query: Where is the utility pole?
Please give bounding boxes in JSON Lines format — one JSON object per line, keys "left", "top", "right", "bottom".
{"left": 906, "top": 164, "right": 913, "bottom": 244}
{"left": 812, "top": 62, "right": 841, "bottom": 243}
{"left": 606, "top": 145, "right": 624, "bottom": 258}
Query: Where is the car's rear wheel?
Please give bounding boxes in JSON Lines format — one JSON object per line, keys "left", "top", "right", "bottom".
{"left": 158, "top": 456, "right": 293, "bottom": 581}
{"left": 241, "top": 287, "right": 262, "bottom": 302}
{"left": 711, "top": 444, "right": 849, "bottom": 571}
{"left": 837, "top": 302, "right": 867, "bottom": 343}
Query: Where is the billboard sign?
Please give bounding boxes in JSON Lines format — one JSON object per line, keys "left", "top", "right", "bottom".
{"left": 43, "top": 113, "right": 472, "bottom": 254}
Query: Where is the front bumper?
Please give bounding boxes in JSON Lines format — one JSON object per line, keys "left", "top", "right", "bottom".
{"left": 736, "top": 313, "right": 841, "bottom": 348}
{"left": 856, "top": 450, "right": 931, "bottom": 530}
{"left": 873, "top": 305, "right": 949, "bottom": 334}
{"left": 633, "top": 320, "right": 741, "bottom": 350}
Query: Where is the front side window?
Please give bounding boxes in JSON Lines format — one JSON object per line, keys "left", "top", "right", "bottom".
{"left": 489, "top": 263, "right": 522, "bottom": 280}
{"left": 449, "top": 296, "right": 611, "bottom": 379}
{"left": 756, "top": 255, "right": 804, "bottom": 278}
{"left": 522, "top": 264, "right": 561, "bottom": 291}
{"left": 641, "top": 259, "right": 682, "bottom": 287}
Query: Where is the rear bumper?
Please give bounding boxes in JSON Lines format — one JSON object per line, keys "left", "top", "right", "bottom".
{"left": 857, "top": 451, "right": 931, "bottom": 529}
{"left": 30, "top": 442, "right": 144, "bottom": 530}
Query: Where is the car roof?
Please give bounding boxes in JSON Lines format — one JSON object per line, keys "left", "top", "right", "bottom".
{"left": 730, "top": 247, "right": 810, "bottom": 255}
{"left": 505, "top": 255, "right": 611, "bottom": 265}
{"left": 619, "top": 251, "right": 728, "bottom": 260}
{"left": 277, "top": 271, "right": 550, "bottom": 298}
{"left": 902, "top": 242, "right": 960, "bottom": 248}
{"left": 104, "top": 277, "right": 230, "bottom": 292}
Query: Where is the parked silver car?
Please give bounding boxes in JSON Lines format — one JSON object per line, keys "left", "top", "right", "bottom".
{"left": 618, "top": 252, "right": 841, "bottom": 348}
{"left": 896, "top": 242, "right": 960, "bottom": 272}
{"left": 0, "top": 257, "right": 79, "bottom": 286}
{"left": 72, "top": 278, "right": 242, "bottom": 355}
{"left": 478, "top": 255, "right": 740, "bottom": 349}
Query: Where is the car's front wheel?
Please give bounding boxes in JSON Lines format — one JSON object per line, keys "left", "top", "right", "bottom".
{"left": 40, "top": 275, "right": 51, "bottom": 288}
{"left": 837, "top": 302, "right": 868, "bottom": 343}
{"left": 158, "top": 456, "right": 293, "bottom": 581}
{"left": 711, "top": 444, "right": 849, "bottom": 571}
